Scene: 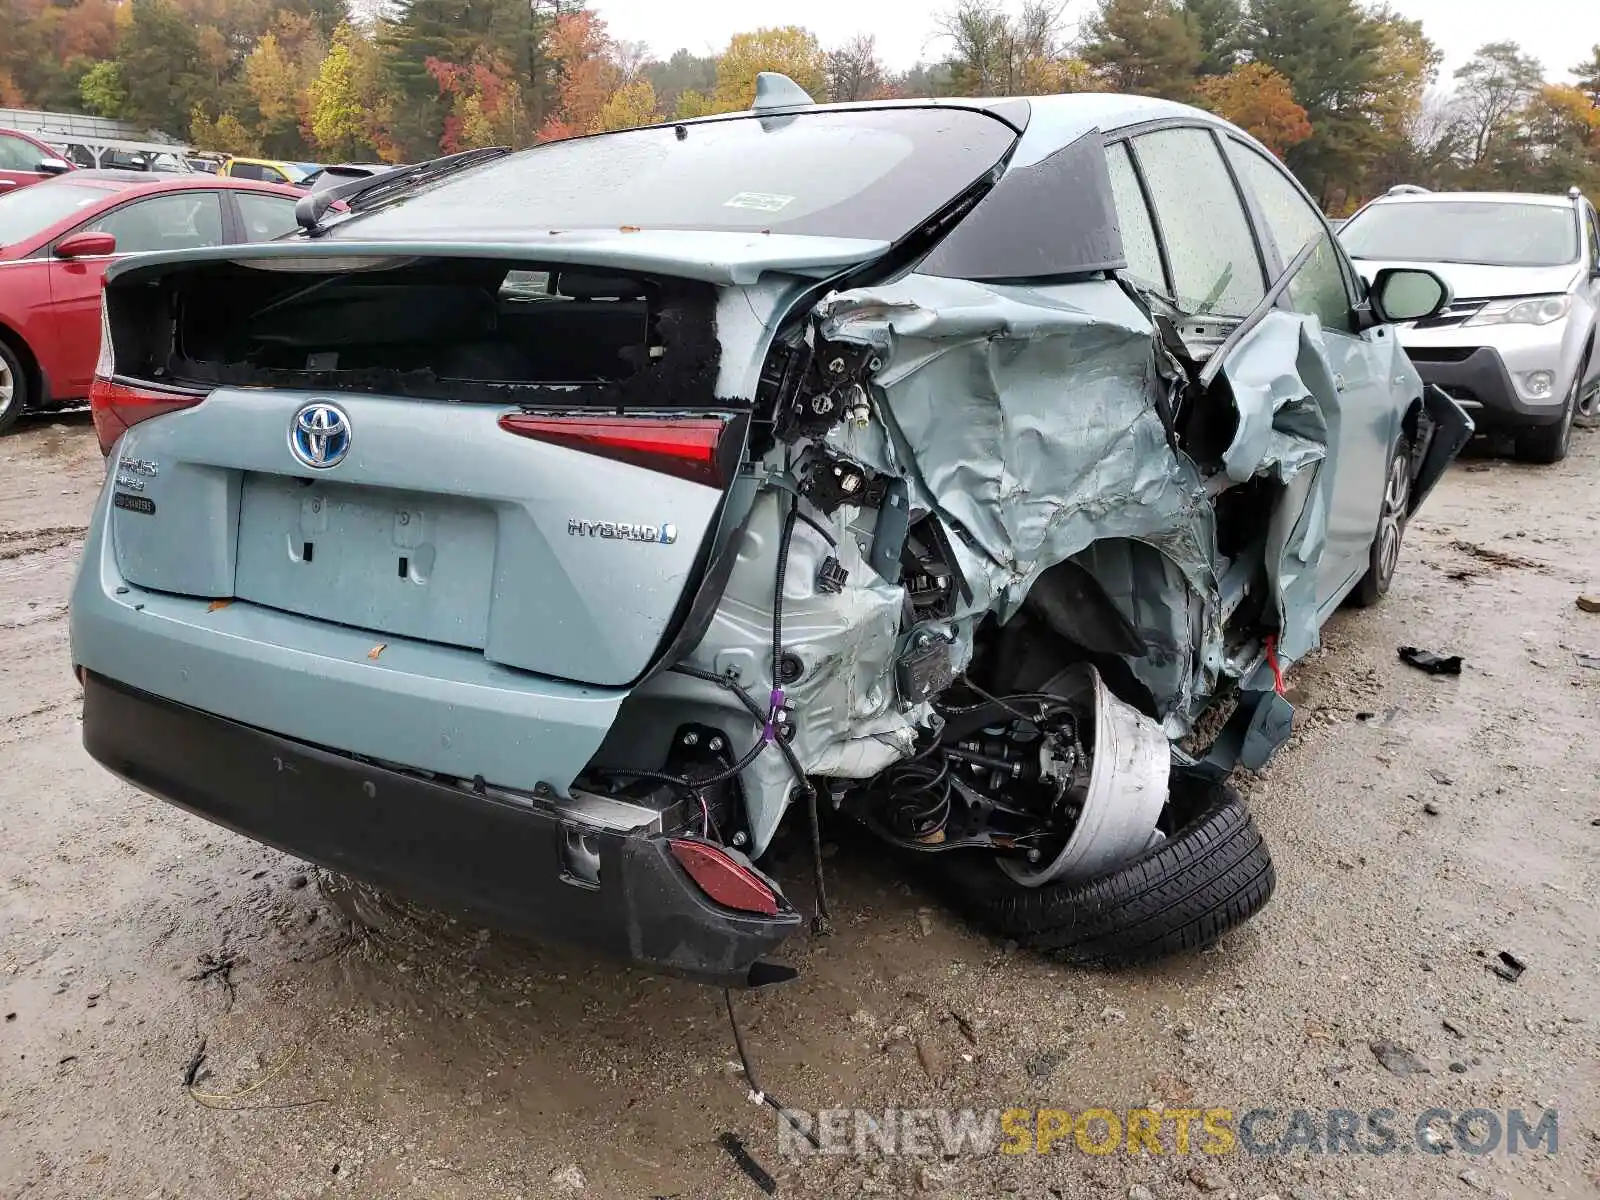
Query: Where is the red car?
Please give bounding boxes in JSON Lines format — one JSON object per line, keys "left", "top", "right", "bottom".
{"left": 0, "top": 127, "right": 75, "bottom": 194}
{"left": 0, "top": 170, "right": 304, "bottom": 432}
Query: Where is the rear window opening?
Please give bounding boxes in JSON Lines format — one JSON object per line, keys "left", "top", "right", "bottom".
{"left": 107, "top": 256, "right": 723, "bottom": 408}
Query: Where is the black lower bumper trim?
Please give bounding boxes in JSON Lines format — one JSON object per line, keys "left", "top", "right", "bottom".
{"left": 81, "top": 672, "right": 801, "bottom": 986}
{"left": 1407, "top": 347, "right": 1561, "bottom": 427}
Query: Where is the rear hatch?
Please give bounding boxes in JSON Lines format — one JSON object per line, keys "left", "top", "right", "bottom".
{"left": 99, "top": 252, "right": 745, "bottom": 688}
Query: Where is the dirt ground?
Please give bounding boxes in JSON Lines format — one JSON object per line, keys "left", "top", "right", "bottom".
{"left": 1, "top": 412, "right": 1597, "bottom": 1200}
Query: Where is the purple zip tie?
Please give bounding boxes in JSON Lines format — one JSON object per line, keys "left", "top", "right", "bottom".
{"left": 762, "top": 689, "right": 786, "bottom": 743}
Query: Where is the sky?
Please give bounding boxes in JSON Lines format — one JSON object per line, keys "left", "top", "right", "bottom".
{"left": 590, "top": 0, "right": 1595, "bottom": 86}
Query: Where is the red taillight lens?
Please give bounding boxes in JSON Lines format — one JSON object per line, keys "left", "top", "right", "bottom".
{"left": 498, "top": 413, "right": 730, "bottom": 486}
{"left": 669, "top": 839, "right": 781, "bottom": 917}
{"left": 90, "top": 378, "right": 204, "bottom": 456}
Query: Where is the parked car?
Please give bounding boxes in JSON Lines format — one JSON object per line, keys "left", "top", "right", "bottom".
{"left": 302, "top": 162, "right": 398, "bottom": 193}
{"left": 0, "top": 171, "right": 303, "bottom": 432}
{"left": 186, "top": 153, "right": 226, "bottom": 175}
{"left": 220, "top": 157, "right": 321, "bottom": 187}
{"left": 70, "top": 84, "right": 1470, "bottom": 986}
{"left": 0, "top": 126, "right": 74, "bottom": 193}
{"left": 1340, "top": 185, "right": 1600, "bottom": 461}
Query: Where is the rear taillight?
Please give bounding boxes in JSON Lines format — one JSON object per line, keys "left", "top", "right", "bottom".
{"left": 669, "top": 839, "right": 781, "bottom": 917}
{"left": 498, "top": 413, "right": 730, "bottom": 486}
{"left": 90, "top": 378, "right": 204, "bottom": 456}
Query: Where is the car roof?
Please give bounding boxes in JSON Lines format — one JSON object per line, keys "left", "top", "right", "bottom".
{"left": 0, "top": 125, "right": 57, "bottom": 146}
{"left": 1366, "top": 191, "right": 1577, "bottom": 208}
{"left": 674, "top": 91, "right": 1223, "bottom": 141}
{"left": 45, "top": 169, "right": 300, "bottom": 194}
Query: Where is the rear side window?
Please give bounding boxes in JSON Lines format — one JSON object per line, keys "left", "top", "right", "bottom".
{"left": 87, "top": 192, "right": 224, "bottom": 253}
{"left": 1224, "top": 140, "right": 1353, "bottom": 334}
{"left": 1131, "top": 127, "right": 1265, "bottom": 317}
{"left": 1104, "top": 141, "right": 1165, "bottom": 295}
{"left": 236, "top": 192, "right": 300, "bottom": 241}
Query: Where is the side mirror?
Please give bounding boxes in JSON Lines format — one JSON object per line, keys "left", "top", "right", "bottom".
{"left": 54, "top": 231, "right": 117, "bottom": 259}
{"left": 36, "top": 157, "right": 73, "bottom": 176}
{"left": 1369, "top": 267, "right": 1451, "bottom": 324}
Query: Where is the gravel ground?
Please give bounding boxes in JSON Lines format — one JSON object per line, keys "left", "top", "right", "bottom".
{"left": 1, "top": 412, "right": 1597, "bottom": 1200}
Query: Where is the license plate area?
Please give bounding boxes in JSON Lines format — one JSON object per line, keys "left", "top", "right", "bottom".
{"left": 234, "top": 473, "right": 496, "bottom": 649}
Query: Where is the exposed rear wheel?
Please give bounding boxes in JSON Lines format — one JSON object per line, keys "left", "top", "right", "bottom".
{"left": 928, "top": 772, "right": 1275, "bottom": 966}
{"left": 0, "top": 337, "right": 28, "bottom": 435}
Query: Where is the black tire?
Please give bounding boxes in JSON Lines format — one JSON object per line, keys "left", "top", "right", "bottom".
{"left": 0, "top": 336, "right": 28, "bottom": 436}
{"left": 1513, "top": 372, "right": 1578, "bottom": 464}
{"left": 929, "top": 773, "right": 1275, "bottom": 966}
{"left": 1347, "top": 434, "right": 1412, "bottom": 609}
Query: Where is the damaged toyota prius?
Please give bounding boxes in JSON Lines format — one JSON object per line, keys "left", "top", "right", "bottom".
{"left": 70, "top": 82, "right": 1471, "bottom": 985}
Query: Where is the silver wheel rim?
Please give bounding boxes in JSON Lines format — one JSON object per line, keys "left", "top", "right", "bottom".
{"left": 1575, "top": 380, "right": 1599, "bottom": 420}
{"left": 1376, "top": 451, "right": 1410, "bottom": 587}
{"left": 1557, "top": 378, "right": 1577, "bottom": 450}
{"left": 0, "top": 356, "right": 14, "bottom": 418}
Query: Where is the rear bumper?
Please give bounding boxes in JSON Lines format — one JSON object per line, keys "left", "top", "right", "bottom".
{"left": 80, "top": 671, "right": 803, "bottom": 986}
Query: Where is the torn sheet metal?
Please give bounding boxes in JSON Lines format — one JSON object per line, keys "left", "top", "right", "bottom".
{"left": 815, "top": 275, "right": 1221, "bottom": 726}
{"left": 670, "top": 275, "right": 1340, "bottom": 852}
{"left": 1213, "top": 311, "right": 1334, "bottom": 663}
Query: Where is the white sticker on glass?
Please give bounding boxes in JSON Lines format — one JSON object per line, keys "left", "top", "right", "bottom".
{"left": 723, "top": 191, "right": 796, "bottom": 212}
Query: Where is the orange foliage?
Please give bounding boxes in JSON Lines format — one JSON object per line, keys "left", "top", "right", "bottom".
{"left": 1196, "top": 63, "right": 1313, "bottom": 159}
{"left": 546, "top": 10, "right": 619, "bottom": 135}
{"left": 58, "top": 0, "right": 118, "bottom": 60}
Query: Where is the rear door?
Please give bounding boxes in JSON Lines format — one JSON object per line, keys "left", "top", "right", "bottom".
{"left": 49, "top": 191, "right": 227, "bottom": 394}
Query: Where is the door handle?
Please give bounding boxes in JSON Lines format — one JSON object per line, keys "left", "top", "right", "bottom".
{"left": 0, "top": 180, "right": 17, "bottom": 190}
{"left": 1333, "top": 373, "right": 1348, "bottom": 392}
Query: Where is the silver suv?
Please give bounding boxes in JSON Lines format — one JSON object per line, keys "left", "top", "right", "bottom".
{"left": 1340, "top": 186, "right": 1600, "bottom": 463}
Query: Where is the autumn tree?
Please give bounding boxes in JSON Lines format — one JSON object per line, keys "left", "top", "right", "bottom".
{"left": 427, "top": 53, "right": 527, "bottom": 150}
{"left": 592, "top": 78, "right": 657, "bottom": 131}
{"left": 1245, "top": 0, "right": 1394, "bottom": 206}
{"left": 893, "top": 62, "right": 956, "bottom": 98}
{"left": 825, "top": 33, "right": 885, "bottom": 102}
{"left": 1451, "top": 42, "right": 1544, "bottom": 167}
{"left": 1080, "top": 0, "right": 1201, "bottom": 99}
{"left": 644, "top": 50, "right": 717, "bottom": 115}
{"left": 673, "top": 89, "right": 719, "bottom": 119}
{"left": 1196, "top": 62, "right": 1311, "bottom": 157}
{"left": 1181, "top": 0, "right": 1241, "bottom": 76}
{"left": 244, "top": 32, "right": 304, "bottom": 155}
{"left": 936, "top": 0, "right": 1071, "bottom": 97}
{"left": 78, "top": 60, "right": 127, "bottom": 117}
{"left": 1575, "top": 46, "right": 1600, "bottom": 107}
{"left": 191, "top": 105, "right": 256, "bottom": 153}
{"left": 118, "top": 0, "right": 211, "bottom": 135}
{"left": 541, "top": 8, "right": 619, "bottom": 138}
{"left": 713, "top": 26, "right": 827, "bottom": 110}
{"left": 308, "top": 21, "right": 380, "bottom": 158}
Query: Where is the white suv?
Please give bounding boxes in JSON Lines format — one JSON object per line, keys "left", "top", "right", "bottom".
{"left": 1340, "top": 186, "right": 1600, "bottom": 463}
